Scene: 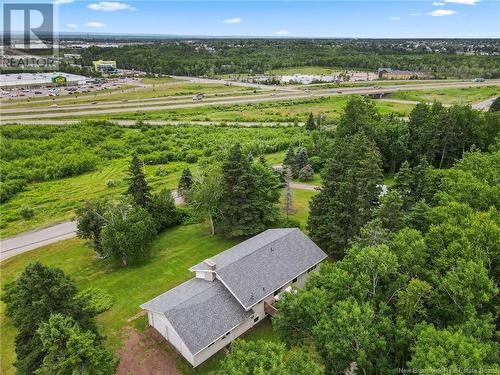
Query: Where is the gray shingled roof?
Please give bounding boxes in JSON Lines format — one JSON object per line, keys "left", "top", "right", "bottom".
{"left": 141, "top": 278, "right": 251, "bottom": 354}
{"left": 191, "top": 228, "right": 327, "bottom": 310}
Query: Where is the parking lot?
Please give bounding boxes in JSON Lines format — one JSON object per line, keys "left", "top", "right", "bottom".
{"left": 0, "top": 79, "right": 135, "bottom": 100}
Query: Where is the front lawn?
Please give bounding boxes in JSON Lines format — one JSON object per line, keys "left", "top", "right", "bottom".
{"left": 0, "top": 223, "right": 239, "bottom": 375}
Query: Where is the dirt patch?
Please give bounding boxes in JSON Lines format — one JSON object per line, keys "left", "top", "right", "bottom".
{"left": 116, "top": 327, "right": 181, "bottom": 375}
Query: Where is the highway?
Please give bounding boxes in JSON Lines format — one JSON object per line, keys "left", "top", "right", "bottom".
{"left": 2, "top": 79, "right": 499, "bottom": 123}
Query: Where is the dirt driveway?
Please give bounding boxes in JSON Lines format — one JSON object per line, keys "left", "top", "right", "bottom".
{"left": 116, "top": 327, "right": 181, "bottom": 375}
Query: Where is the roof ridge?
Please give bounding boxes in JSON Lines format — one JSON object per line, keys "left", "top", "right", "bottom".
{"left": 215, "top": 228, "right": 297, "bottom": 272}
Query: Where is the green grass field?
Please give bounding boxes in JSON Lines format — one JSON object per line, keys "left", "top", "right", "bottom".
{"left": 389, "top": 85, "right": 499, "bottom": 104}
{"left": 0, "top": 159, "right": 197, "bottom": 237}
{"left": 47, "top": 95, "right": 413, "bottom": 122}
{"left": 0, "top": 186, "right": 313, "bottom": 374}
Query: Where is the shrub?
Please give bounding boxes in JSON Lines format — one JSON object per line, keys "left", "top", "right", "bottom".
{"left": 78, "top": 287, "right": 113, "bottom": 314}
{"left": 280, "top": 217, "right": 302, "bottom": 229}
{"left": 309, "top": 156, "right": 323, "bottom": 173}
{"left": 19, "top": 206, "right": 34, "bottom": 220}
{"left": 155, "top": 166, "right": 169, "bottom": 176}
{"left": 185, "top": 153, "right": 198, "bottom": 163}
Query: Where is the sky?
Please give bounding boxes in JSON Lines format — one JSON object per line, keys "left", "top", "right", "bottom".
{"left": 7, "top": 0, "right": 500, "bottom": 38}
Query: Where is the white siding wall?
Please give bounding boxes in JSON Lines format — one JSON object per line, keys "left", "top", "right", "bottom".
{"left": 149, "top": 312, "right": 195, "bottom": 365}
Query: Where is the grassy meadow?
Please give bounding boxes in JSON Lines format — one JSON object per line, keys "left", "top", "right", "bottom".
{"left": 389, "top": 85, "right": 499, "bottom": 104}
{"left": 45, "top": 95, "right": 414, "bottom": 122}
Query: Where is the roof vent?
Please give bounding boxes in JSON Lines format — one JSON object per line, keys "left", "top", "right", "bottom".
{"left": 270, "top": 247, "right": 274, "bottom": 252}
{"left": 203, "top": 258, "right": 216, "bottom": 271}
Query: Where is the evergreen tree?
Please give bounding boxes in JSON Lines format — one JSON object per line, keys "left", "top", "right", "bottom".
{"left": 217, "top": 144, "right": 280, "bottom": 237}
{"left": 36, "top": 314, "right": 117, "bottom": 375}
{"left": 308, "top": 132, "right": 383, "bottom": 257}
{"left": 177, "top": 168, "right": 193, "bottom": 196}
{"left": 126, "top": 155, "right": 151, "bottom": 208}
{"left": 489, "top": 97, "right": 500, "bottom": 112}
{"left": 283, "top": 144, "right": 296, "bottom": 172}
{"left": 298, "top": 164, "right": 314, "bottom": 181}
{"left": 295, "top": 147, "right": 309, "bottom": 172}
{"left": 1, "top": 262, "right": 97, "bottom": 374}
{"left": 305, "top": 112, "right": 316, "bottom": 130}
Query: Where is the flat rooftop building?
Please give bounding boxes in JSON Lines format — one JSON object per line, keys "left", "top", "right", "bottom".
{"left": 0, "top": 72, "right": 88, "bottom": 88}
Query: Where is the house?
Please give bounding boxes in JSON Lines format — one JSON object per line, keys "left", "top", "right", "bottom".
{"left": 377, "top": 68, "right": 427, "bottom": 80}
{"left": 141, "top": 228, "right": 327, "bottom": 367}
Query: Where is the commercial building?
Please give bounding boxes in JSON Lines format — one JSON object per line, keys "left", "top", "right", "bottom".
{"left": 92, "top": 60, "right": 117, "bottom": 72}
{"left": 378, "top": 68, "right": 427, "bottom": 80}
{"left": 0, "top": 72, "right": 88, "bottom": 88}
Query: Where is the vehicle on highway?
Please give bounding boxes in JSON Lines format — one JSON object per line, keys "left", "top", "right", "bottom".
{"left": 192, "top": 93, "right": 204, "bottom": 101}
{"left": 473, "top": 78, "right": 485, "bottom": 82}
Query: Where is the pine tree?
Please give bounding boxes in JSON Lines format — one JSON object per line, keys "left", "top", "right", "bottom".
{"left": 307, "top": 132, "right": 383, "bottom": 257}
{"left": 126, "top": 155, "right": 151, "bottom": 208}
{"left": 296, "top": 147, "right": 310, "bottom": 171}
{"left": 283, "top": 144, "right": 296, "bottom": 171}
{"left": 305, "top": 112, "right": 316, "bottom": 130}
{"left": 178, "top": 167, "right": 193, "bottom": 196}
{"left": 217, "top": 144, "right": 279, "bottom": 237}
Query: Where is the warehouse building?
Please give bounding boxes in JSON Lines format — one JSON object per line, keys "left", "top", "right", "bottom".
{"left": 0, "top": 72, "right": 88, "bottom": 88}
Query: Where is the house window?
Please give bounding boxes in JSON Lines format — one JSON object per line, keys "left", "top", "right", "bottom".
{"left": 207, "top": 342, "right": 215, "bottom": 348}
{"left": 274, "top": 288, "right": 282, "bottom": 296}
{"left": 292, "top": 277, "right": 298, "bottom": 283}
{"left": 254, "top": 316, "right": 259, "bottom": 323}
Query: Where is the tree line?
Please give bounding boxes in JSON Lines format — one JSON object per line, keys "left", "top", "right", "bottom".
{"left": 78, "top": 39, "right": 500, "bottom": 78}
{"left": 216, "top": 98, "right": 499, "bottom": 374}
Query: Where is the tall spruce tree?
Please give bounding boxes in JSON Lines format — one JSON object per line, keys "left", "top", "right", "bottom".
{"left": 126, "top": 155, "right": 151, "bottom": 208}
{"left": 217, "top": 144, "right": 279, "bottom": 237}
{"left": 177, "top": 168, "right": 193, "bottom": 196}
{"left": 295, "top": 147, "right": 309, "bottom": 172}
{"left": 305, "top": 112, "right": 316, "bottom": 130}
{"left": 307, "top": 131, "right": 383, "bottom": 257}
{"left": 1, "top": 262, "right": 97, "bottom": 374}
{"left": 283, "top": 144, "right": 296, "bottom": 172}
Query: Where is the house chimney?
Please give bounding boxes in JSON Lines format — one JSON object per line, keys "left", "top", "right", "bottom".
{"left": 203, "top": 259, "right": 216, "bottom": 271}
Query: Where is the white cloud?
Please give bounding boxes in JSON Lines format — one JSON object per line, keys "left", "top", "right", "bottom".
{"left": 66, "top": 23, "right": 78, "bottom": 28}
{"left": 274, "top": 30, "right": 290, "bottom": 35}
{"left": 222, "top": 17, "right": 242, "bottom": 24}
{"left": 427, "top": 9, "right": 457, "bottom": 16}
{"left": 389, "top": 16, "right": 400, "bottom": 21}
{"left": 87, "top": 2, "right": 136, "bottom": 11}
{"left": 84, "top": 21, "right": 106, "bottom": 27}
{"left": 409, "top": 12, "right": 422, "bottom": 16}
{"left": 432, "top": 2, "right": 445, "bottom": 5}
{"left": 54, "top": 0, "right": 74, "bottom": 4}
{"left": 444, "top": 0, "right": 479, "bottom": 4}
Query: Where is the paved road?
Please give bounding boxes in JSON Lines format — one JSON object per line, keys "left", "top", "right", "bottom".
{"left": 472, "top": 97, "right": 497, "bottom": 111}
{"left": 0, "top": 191, "right": 184, "bottom": 261}
{"left": 2, "top": 80, "right": 499, "bottom": 122}
{"left": 0, "top": 221, "right": 77, "bottom": 261}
